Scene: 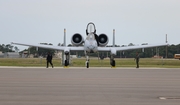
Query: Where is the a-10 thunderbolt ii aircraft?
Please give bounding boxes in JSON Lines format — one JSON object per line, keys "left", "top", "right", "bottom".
{"left": 12, "top": 22, "right": 168, "bottom": 68}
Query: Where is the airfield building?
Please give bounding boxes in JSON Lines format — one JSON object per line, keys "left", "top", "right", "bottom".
{"left": 0, "top": 51, "right": 4, "bottom": 58}
{"left": 4, "top": 52, "right": 20, "bottom": 58}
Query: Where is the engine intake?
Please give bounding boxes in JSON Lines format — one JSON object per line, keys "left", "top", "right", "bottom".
{"left": 71, "top": 33, "right": 84, "bottom": 46}
{"left": 98, "top": 34, "right": 109, "bottom": 47}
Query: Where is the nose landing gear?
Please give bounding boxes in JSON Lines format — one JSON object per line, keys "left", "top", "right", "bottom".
{"left": 85, "top": 54, "right": 89, "bottom": 68}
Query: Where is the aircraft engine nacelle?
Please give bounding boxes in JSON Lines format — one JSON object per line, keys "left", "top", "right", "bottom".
{"left": 71, "top": 33, "right": 84, "bottom": 46}
{"left": 98, "top": 34, "right": 109, "bottom": 47}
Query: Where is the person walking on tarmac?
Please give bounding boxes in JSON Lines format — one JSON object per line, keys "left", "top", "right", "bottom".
{"left": 46, "top": 52, "right": 53, "bottom": 68}
{"left": 134, "top": 52, "right": 140, "bottom": 68}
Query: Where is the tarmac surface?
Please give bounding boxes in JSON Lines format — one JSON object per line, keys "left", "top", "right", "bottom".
{"left": 0, "top": 67, "right": 180, "bottom": 105}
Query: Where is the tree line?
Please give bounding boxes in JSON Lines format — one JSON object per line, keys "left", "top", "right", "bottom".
{"left": 0, "top": 44, "right": 19, "bottom": 53}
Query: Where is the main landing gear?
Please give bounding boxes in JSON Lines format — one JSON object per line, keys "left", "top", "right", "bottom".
{"left": 64, "top": 52, "right": 70, "bottom": 67}
{"left": 85, "top": 53, "right": 115, "bottom": 68}
{"left": 110, "top": 54, "right": 116, "bottom": 68}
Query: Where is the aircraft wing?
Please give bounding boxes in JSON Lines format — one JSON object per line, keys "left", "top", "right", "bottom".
{"left": 11, "top": 42, "right": 84, "bottom": 51}
{"left": 98, "top": 43, "right": 168, "bottom": 52}
{"left": 12, "top": 42, "right": 168, "bottom": 53}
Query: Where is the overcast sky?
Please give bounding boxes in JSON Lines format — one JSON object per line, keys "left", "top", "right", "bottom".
{"left": 0, "top": 0, "right": 180, "bottom": 51}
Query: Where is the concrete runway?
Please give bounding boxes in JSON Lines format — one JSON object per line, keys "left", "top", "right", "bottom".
{"left": 0, "top": 67, "right": 180, "bottom": 105}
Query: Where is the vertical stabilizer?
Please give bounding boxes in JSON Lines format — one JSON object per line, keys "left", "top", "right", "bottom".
{"left": 113, "top": 29, "right": 115, "bottom": 47}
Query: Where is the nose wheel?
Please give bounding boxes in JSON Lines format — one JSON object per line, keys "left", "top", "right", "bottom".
{"left": 85, "top": 54, "right": 89, "bottom": 68}
{"left": 86, "top": 61, "right": 89, "bottom": 68}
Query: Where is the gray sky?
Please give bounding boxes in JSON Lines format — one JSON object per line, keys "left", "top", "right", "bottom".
{"left": 0, "top": 0, "right": 180, "bottom": 51}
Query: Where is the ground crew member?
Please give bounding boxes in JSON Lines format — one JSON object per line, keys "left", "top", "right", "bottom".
{"left": 134, "top": 52, "right": 140, "bottom": 68}
{"left": 46, "top": 52, "right": 53, "bottom": 68}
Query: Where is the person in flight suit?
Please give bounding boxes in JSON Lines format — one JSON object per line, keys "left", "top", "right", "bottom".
{"left": 134, "top": 52, "right": 140, "bottom": 68}
{"left": 46, "top": 52, "right": 53, "bottom": 68}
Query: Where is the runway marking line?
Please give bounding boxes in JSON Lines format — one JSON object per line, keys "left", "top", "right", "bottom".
{"left": 159, "top": 97, "right": 180, "bottom": 100}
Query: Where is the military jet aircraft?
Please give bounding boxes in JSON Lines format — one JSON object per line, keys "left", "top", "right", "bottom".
{"left": 12, "top": 22, "right": 168, "bottom": 68}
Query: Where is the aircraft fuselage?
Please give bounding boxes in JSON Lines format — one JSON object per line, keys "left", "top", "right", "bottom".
{"left": 84, "top": 32, "right": 98, "bottom": 53}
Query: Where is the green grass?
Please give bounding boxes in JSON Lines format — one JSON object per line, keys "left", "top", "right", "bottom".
{"left": 0, "top": 58, "right": 60, "bottom": 67}
{"left": 0, "top": 58, "right": 180, "bottom": 68}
